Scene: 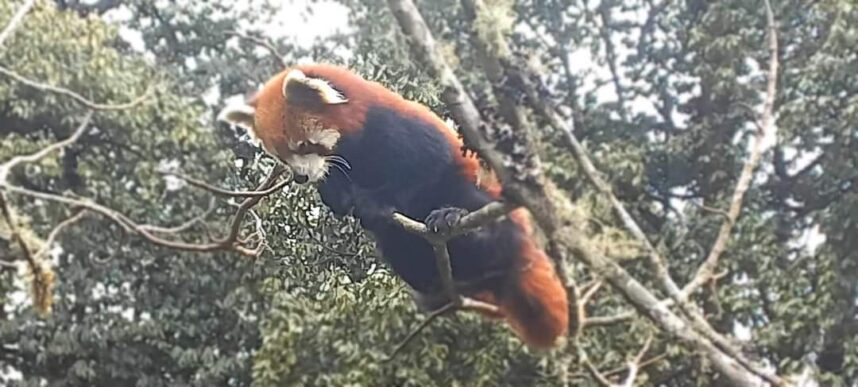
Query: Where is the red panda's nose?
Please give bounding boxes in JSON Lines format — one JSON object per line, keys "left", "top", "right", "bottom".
{"left": 293, "top": 174, "right": 309, "bottom": 184}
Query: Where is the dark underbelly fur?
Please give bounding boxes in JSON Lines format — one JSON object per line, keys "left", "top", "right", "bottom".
{"left": 315, "top": 106, "right": 525, "bottom": 295}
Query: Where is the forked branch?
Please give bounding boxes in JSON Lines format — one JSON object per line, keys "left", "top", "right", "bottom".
{"left": 385, "top": 202, "right": 514, "bottom": 357}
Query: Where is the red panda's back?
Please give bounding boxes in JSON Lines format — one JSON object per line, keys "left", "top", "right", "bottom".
{"left": 297, "top": 64, "right": 496, "bottom": 195}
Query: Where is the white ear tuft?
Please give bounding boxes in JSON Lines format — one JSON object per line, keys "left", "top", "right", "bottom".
{"left": 217, "top": 100, "right": 256, "bottom": 131}
{"left": 282, "top": 69, "right": 348, "bottom": 105}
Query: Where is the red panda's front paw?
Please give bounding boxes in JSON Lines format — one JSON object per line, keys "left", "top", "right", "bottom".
{"left": 425, "top": 207, "right": 469, "bottom": 235}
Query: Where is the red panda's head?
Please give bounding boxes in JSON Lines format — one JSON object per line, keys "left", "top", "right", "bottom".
{"left": 217, "top": 65, "right": 368, "bottom": 183}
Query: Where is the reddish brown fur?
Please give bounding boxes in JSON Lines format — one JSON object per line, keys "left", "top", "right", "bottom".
{"left": 247, "top": 63, "right": 567, "bottom": 348}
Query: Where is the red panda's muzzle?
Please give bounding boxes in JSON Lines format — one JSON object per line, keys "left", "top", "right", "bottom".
{"left": 293, "top": 174, "right": 310, "bottom": 184}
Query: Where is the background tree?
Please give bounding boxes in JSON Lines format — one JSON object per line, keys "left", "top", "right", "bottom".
{"left": 1, "top": 0, "right": 856, "bottom": 385}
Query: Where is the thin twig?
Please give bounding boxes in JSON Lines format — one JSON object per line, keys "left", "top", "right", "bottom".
{"left": 0, "top": 111, "right": 95, "bottom": 183}
{"left": 580, "top": 280, "right": 603, "bottom": 305}
{"left": 680, "top": 0, "right": 779, "bottom": 299}
{"left": 581, "top": 350, "right": 616, "bottom": 387}
{"left": 1, "top": 166, "right": 287, "bottom": 257}
{"left": 227, "top": 30, "right": 288, "bottom": 68}
{"left": 163, "top": 171, "right": 291, "bottom": 198}
{"left": 0, "top": 66, "right": 153, "bottom": 111}
{"left": 33, "top": 209, "right": 88, "bottom": 259}
{"left": 0, "top": 0, "right": 36, "bottom": 48}
{"left": 584, "top": 311, "right": 636, "bottom": 328}
{"left": 138, "top": 198, "right": 216, "bottom": 234}
{"left": 386, "top": 302, "right": 457, "bottom": 360}
{"left": 386, "top": 296, "right": 501, "bottom": 360}
{"left": 620, "top": 334, "right": 654, "bottom": 387}
{"left": 579, "top": 334, "right": 655, "bottom": 387}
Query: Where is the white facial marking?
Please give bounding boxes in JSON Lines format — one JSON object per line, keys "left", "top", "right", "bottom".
{"left": 282, "top": 69, "right": 348, "bottom": 104}
{"left": 286, "top": 153, "right": 329, "bottom": 183}
{"left": 308, "top": 128, "right": 341, "bottom": 149}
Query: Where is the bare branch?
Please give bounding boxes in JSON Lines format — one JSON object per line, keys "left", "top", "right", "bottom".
{"left": 580, "top": 280, "right": 603, "bottom": 306}
{"left": 0, "top": 111, "right": 95, "bottom": 183}
{"left": 386, "top": 301, "right": 458, "bottom": 360}
{"left": 227, "top": 30, "right": 288, "bottom": 68}
{"left": 0, "top": 0, "right": 36, "bottom": 48}
{"left": 579, "top": 334, "right": 656, "bottom": 387}
{"left": 681, "top": 0, "right": 779, "bottom": 299}
{"left": 385, "top": 296, "right": 499, "bottom": 360}
{"left": 595, "top": 2, "right": 630, "bottom": 121}
{"left": 573, "top": 353, "right": 667, "bottom": 381}
{"left": 581, "top": 350, "right": 616, "bottom": 387}
{"left": 620, "top": 334, "right": 654, "bottom": 387}
{"left": 138, "top": 198, "right": 216, "bottom": 234}
{"left": 1, "top": 165, "right": 288, "bottom": 257}
{"left": 0, "top": 66, "right": 153, "bottom": 111}
{"left": 584, "top": 311, "right": 636, "bottom": 328}
{"left": 392, "top": 201, "right": 514, "bottom": 242}
{"left": 163, "top": 171, "right": 291, "bottom": 198}
{"left": 33, "top": 209, "right": 88, "bottom": 259}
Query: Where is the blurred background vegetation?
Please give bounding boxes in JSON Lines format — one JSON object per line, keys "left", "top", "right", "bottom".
{"left": 0, "top": 0, "right": 856, "bottom": 385}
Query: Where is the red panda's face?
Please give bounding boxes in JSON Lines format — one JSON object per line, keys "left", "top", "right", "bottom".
{"left": 217, "top": 69, "right": 349, "bottom": 183}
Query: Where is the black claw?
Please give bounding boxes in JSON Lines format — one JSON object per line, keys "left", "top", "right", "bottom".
{"left": 425, "top": 207, "right": 468, "bottom": 235}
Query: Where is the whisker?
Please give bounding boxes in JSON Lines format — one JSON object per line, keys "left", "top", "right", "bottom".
{"left": 328, "top": 162, "right": 353, "bottom": 182}
{"left": 326, "top": 155, "right": 352, "bottom": 170}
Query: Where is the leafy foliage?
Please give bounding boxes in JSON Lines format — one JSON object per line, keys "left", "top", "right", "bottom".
{"left": 1, "top": 0, "right": 856, "bottom": 385}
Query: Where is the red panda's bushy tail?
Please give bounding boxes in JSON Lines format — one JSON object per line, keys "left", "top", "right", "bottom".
{"left": 500, "top": 243, "right": 569, "bottom": 348}
{"left": 480, "top": 210, "right": 569, "bottom": 349}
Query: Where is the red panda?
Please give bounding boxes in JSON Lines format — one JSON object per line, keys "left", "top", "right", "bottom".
{"left": 218, "top": 63, "right": 568, "bottom": 349}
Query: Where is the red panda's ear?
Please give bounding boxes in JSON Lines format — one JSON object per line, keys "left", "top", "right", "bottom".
{"left": 282, "top": 69, "right": 348, "bottom": 109}
{"left": 216, "top": 98, "right": 256, "bottom": 131}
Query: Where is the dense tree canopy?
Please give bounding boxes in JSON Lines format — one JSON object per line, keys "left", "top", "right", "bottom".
{"left": 1, "top": 0, "right": 856, "bottom": 385}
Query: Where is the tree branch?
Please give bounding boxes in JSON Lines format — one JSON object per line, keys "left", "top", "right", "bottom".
{"left": 227, "top": 30, "right": 288, "bottom": 69}
{"left": 1, "top": 167, "right": 286, "bottom": 257}
{"left": 680, "top": 0, "right": 780, "bottom": 299}
{"left": 0, "top": 0, "right": 36, "bottom": 48}
{"left": 33, "top": 208, "right": 88, "bottom": 259}
{"left": 0, "top": 111, "right": 95, "bottom": 182}
{"left": 386, "top": 0, "right": 781, "bottom": 384}
{"left": 384, "top": 202, "right": 514, "bottom": 357}
{"left": 0, "top": 66, "right": 153, "bottom": 111}
{"left": 162, "top": 171, "right": 292, "bottom": 198}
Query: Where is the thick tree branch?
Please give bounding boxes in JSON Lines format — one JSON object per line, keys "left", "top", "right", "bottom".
{"left": 386, "top": 0, "right": 782, "bottom": 384}
{"left": 460, "top": 0, "right": 783, "bottom": 384}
